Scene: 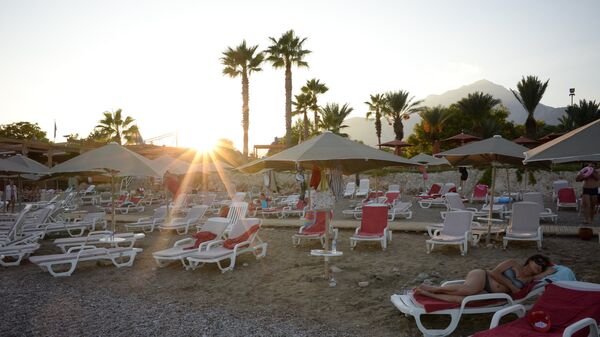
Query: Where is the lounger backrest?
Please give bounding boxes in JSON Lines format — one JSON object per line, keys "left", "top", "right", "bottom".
{"left": 557, "top": 188, "right": 577, "bottom": 203}
{"left": 444, "top": 193, "right": 465, "bottom": 211}
{"left": 82, "top": 212, "right": 106, "bottom": 222}
{"left": 384, "top": 192, "right": 400, "bottom": 204}
{"left": 440, "top": 183, "right": 456, "bottom": 195}
{"left": 510, "top": 202, "right": 540, "bottom": 233}
{"left": 24, "top": 205, "right": 54, "bottom": 225}
{"left": 203, "top": 194, "right": 216, "bottom": 206}
{"left": 344, "top": 182, "right": 356, "bottom": 195}
{"left": 186, "top": 205, "right": 209, "bottom": 221}
{"left": 552, "top": 180, "right": 569, "bottom": 195}
{"left": 473, "top": 184, "right": 488, "bottom": 198}
{"left": 153, "top": 206, "right": 167, "bottom": 219}
{"left": 232, "top": 192, "right": 246, "bottom": 202}
{"left": 442, "top": 211, "right": 472, "bottom": 237}
{"left": 229, "top": 218, "right": 261, "bottom": 239}
{"left": 522, "top": 192, "right": 545, "bottom": 213}
{"left": 428, "top": 183, "right": 442, "bottom": 195}
{"left": 359, "top": 204, "right": 388, "bottom": 236}
{"left": 302, "top": 210, "right": 333, "bottom": 234}
{"left": 227, "top": 202, "right": 248, "bottom": 224}
{"left": 357, "top": 179, "right": 370, "bottom": 193}
{"left": 200, "top": 218, "right": 229, "bottom": 237}
{"left": 6, "top": 205, "right": 32, "bottom": 241}
{"left": 388, "top": 184, "right": 400, "bottom": 193}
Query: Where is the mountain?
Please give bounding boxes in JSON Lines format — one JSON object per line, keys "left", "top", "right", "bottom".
{"left": 346, "top": 79, "right": 567, "bottom": 147}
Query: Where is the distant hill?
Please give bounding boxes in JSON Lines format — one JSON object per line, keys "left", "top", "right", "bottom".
{"left": 346, "top": 79, "right": 567, "bottom": 147}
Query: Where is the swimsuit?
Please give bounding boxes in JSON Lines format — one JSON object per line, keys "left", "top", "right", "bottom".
{"left": 582, "top": 187, "right": 599, "bottom": 196}
{"left": 502, "top": 268, "right": 525, "bottom": 289}
{"left": 484, "top": 271, "right": 493, "bottom": 293}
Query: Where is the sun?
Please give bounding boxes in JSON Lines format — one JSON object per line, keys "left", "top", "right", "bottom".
{"left": 192, "top": 137, "right": 219, "bottom": 153}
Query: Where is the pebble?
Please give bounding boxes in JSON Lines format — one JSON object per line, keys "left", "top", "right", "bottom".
{"left": 358, "top": 281, "right": 369, "bottom": 287}
{"left": 330, "top": 266, "right": 342, "bottom": 273}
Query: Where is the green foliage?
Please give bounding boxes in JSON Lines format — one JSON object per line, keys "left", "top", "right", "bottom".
{"left": 318, "top": 103, "right": 353, "bottom": 136}
{"left": 478, "top": 167, "right": 492, "bottom": 186}
{"left": 365, "top": 93, "right": 388, "bottom": 147}
{"left": 292, "top": 93, "right": 311, "bottom": 141}
{"left": 384, "top": 90, "right": 423, "bottom": 141}
{"left": 558, "top": 99, "right": 600, "bottom": 131}
{"left": 94, "top": 109, "right": 140, "bottom": 145}
{"left": 528, "top": 170, "right": 537, "bottom": 186}
{"left": 455, "top": 92, "right": 501, "bottom": 135}
{"left": 0, "top": 122, "right": 49, "bottom": 141}
{"left": 510, "top": 75, "right": 549, "bottom": 138}
{"left": 301, "top": 78, "right": 328, "bottom": 133}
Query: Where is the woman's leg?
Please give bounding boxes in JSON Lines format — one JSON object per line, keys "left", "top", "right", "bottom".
{"left": 418, "top": 269, "right": 487, "bottom": 296}
{"left": 590, "top": 194, "right": 597, "bottom": 223}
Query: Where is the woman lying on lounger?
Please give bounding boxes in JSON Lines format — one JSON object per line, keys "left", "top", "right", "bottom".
{"left": 415, "top": 254, "right": 556, "bottom": 303}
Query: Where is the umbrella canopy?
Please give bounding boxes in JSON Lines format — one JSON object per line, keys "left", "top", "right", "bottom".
{"left": 537, "top": 132, "right": 566, "bottom": 143}
{"left": 4, "top": 154, "right": 49, "bottom": 174}
{"left": 379, "top": 139, "right": 413, "bottom": 147}
{"left": 151, "top": 155, "right": 198, "bottom": 175}
{"left": 410, "top": 153, "right": 450, "bottom": 166}
{"left": 443, "top": 132, "right": 481, "bottom": 144}
{"left": 512, "top": 136, "right": 538, "bottom": 146}
{"left": 0, "top": 158, "right": 39, "bottom": 174}
{"left": 436, "top": 135, "right": 529, "bottom": 167}
{"left": 524, "top": 119, "right": 600, "bottom": 164}
{"left": 189, "top": 160, "right": 233, "bottom": 173}
{"left": 237, "top": 131, "right": 419, "bottom": 174}
{"left": 49, "top": 143, "right": 161, "bottom": 177}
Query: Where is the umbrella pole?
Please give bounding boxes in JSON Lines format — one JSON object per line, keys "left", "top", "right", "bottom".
{"left": 111, "top": 173, "right": 116, "bottom": 234}
{"left": 506, "top": 168, "right": 510, "bottom": 200}
{"left": 486, "top": 166, "right": 497, "bottom": 244}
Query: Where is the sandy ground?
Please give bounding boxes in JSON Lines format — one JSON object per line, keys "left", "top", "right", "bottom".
{"left": 1, "top": 197, "right": 599, "bottom": 337}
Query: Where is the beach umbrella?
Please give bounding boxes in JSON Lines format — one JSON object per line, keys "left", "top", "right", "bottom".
{"left": 237, "top": 131, "right": 418, "bottom": 175}
{"left": 524, "top": 119, "right": 600, "bottom": 164}
{"left": 512, "top": 136, "right": 538, "bottom": 147}
{"left": 537, "top": 132, "right": 566, "bottom": 144}
{"left": 0, "top": 158, "right": 38, "bottom": 174}
{"left": 443, "top": 132, "right": 481, "bottom": 146}
{"left": 4, "top": 154, "right": 49, "bottom": 175}
{"left": 50, "top": 143, "right": 161, "bottom": 231}
{"left": 379, "top": 139, "right": 413, "bottom": 155}
{"left": 151, "top": 155, "right": 196, "bottom": 175}
{"left": 437, "top": 135, "right": 529, "bottom": 243}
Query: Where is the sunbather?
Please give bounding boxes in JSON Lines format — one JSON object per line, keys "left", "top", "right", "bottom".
{"left": 576, "top": 162, "right": 599, "bottom": 224}
{"left": 415, "top": 254, "right": 556, "bottom": 303}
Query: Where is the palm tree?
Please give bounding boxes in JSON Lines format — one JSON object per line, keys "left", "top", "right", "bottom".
{"left": 301, "top": 78, "right": 328, "bottom": 133}
{"left": 510, "top": 75, "right": 549, "bottom": 139}
{"left": 292, "top": 93, "right": 311, "bottom": 141}
{"left": 384, "top": 90, "right": 423, "bottom": 141}
{"left": 364, "top": 93, "right": 388, "bottom": 148}
{"left": 95, "top": 109, "right": 140, "bottom": 145}
{"left": 221, "top": 40, "right": 264, "bottom": 157}
{"left": 419, "top": 105, "right": 453, "bottom": 154}
{"left": 319, "top": 103, "right": 353, "bottom": 137}
{"left": 559, "top": 99, "right": 600, "bottom": 131}
{"left": 265, "top": 30, "right": 311, "bottom": 146}
{"left": 455, "top": 92, "right": 501, "bottom": 135}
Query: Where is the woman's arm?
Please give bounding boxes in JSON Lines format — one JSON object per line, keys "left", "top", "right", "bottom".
{"left": 489, "top": 259, "right": 521, "bottom": 294}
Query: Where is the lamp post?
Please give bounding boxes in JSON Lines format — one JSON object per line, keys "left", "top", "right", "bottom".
{"left": 569, "top": 88, "right": 575, "bottom": 106}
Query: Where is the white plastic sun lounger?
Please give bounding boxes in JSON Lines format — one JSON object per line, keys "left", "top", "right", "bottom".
{"left": 159, "top": 205, "right": 208, "bottom": 234}
{"left": 186, "top": 218, "right": 267, "bottom": 273}
{"left": 124, "top": 206, "right": 167, "bottom": 232}
{"left": 0, "top": 237, "right": 41, "bottom": 267}
{"left": 29, "top": 246, "right": 143, "bottom": 277}
{"left": 53, "top": 231, "right": 145, "bottom": 253}
{"left": 152, "top": 218, "right": 229, "bottom": 268}
{"left": 390, "top": 280, "right": 546, "bottom": 337}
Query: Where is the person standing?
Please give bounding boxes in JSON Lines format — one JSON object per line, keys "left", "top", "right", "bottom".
{"left": 4, "top": 179, "right": 17, "bottom": 213}
{"left": 575, "top": 163, "right": 599, "bottom": 224}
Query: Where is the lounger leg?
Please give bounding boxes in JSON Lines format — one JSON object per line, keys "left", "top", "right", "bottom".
{"left": 413, "top": 311, "right": 462, "bottom": 337}
{"left": 216, "top": 256, "right": 235, "bottom": 273}
{"left": 154, "top": 258, "right": 171, "bottom": 268}
{"left": 0, "top": 253, "right": 24, "bottom": 267}
{"left": 253, "top": 243, "right": 268, "bottom": 259}
{"left": 67, "top": 227, "right": 85, "bottom": 237}
{"left": 46, "top": 261, "right": 78, "bottom": 277}
{"left": 426, "top": 241, "right": 433, "bottom": 254}
{"left": 503, "top": 239, "right": 508, "bottom": 250}
{"left": 111, "top": 251, "right": 137, "bottom": 268}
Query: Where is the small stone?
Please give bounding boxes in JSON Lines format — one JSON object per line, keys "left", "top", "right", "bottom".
{"left": 243, "top": 263, "right": 249, "bottom": 267}
{"left": 358, "top": 281, "right": 369, "bottom": 287}
{"left": 330, "top": 266, "right": 342, "bottom": 273}
{"left": 391, "top": 267, "right": 400, "bottom": 273}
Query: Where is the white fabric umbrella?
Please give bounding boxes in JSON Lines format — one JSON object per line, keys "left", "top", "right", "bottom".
{"left": 524, "top": 119, "right": 600, "bottom": 164}
{"left": 49, "top": 143, "right": 162, "bottom": 230}
{"left": 151, "top": 155, "right": 198, "bottom": 175}
{"left": 0, "top": 158, "right": 39, "bottom": 174}
{"left": 437, "top": 135, "right": 529, "bottom": 243}
{"left": 4, "top": 154, "right": 49, "bottom": 175}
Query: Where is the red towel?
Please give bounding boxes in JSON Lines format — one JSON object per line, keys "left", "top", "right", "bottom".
{"left": 473, "top": 283, "right": 600, "bottom": 337}
{"left": 223, "top": 224, "right": 260, "bottom": 249}
{"left": 358, "top": 206, "right": 388, "bottom": 236}
{"left": 302, "top": 210, "right": 332, "bottom": 234}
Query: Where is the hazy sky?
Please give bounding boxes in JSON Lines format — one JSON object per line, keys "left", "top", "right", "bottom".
{"left": 1, "top": 0, "right": 599, "bottom": 151}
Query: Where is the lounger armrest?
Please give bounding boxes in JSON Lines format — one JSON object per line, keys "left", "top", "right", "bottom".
{"left": 489, "top": 304, "right": 526, "bottom": 328}
{"left": 563, "top": 318, "right": 599, "bottom": 337}
{"left": 174, "top": 238, "right": 194, "bottom": 247}
{"left": 66, "top": 245, "right": 98, "bottom": 253}
{"left": 461, "top": 293, "right": 513, "bottom": 312}
{"left": 440, "top": 211, "right": 447, "bottom": 220}
{"left": 231, "top": 240, "right": 252, "bottom": 252}
{"left": 136, "top": 216, "right": 152, "bottom": 223}
{"left": 465, "top": 207, "right": 479, "bottom": 212}
{"left": 133, "top": 233, "right": 145, "bottom": 240}
{"left": 206, "top": 240, "right": 225, "bottom": 249}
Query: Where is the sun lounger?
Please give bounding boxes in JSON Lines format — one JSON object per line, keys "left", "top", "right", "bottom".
{"left": 390, "top": 279, "right": 547, "bottom": 337}
{"left": 521, "top": 192, "right": 558, "bottom": 223}
{"left": 472, "top": 281, "right": 600, "bottom": 337}
{"left": 29, "top": 246, "right": 143, "bottom": 277}
{"left": 53, "top": 231, "right": 145, "bottom": 253}
{"left": 159, "top": 205, "right": 208, "bottom": 234}
{"left": 355, "top": 179, "right": 370, "bottom": 198}
{"left": 0, "top": 231, "right": 43, "bottom": 267}
{"left": 350, "top": 204, "right": 390, "bottom": 250}
{"left": 292, "top": 210, "right": 336, "bottom": 247}
{"left": 426, "top": 211, "right": 474, "bottom": 256}
{"left": 503, "top": 201, "right": 543, "bottom": 250}
{"left": 152, "top": 218, "right": 230, "bottom": 268}
{"left": 186, "top": 218, "right": 267, "bottom": 273}
{"left": 470, "top": 184, "right": 489, "bottom": 203}
{"left": 124, "top": 206, "right": 167, "bottom": 232}
{"left": 343, "top": 182, "right": 356, "bottom": 198}
{"left": 556, "top": 187, "right": 579, "bottom": 212}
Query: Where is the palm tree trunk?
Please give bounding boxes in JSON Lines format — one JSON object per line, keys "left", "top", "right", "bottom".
{"left": 285, "top": 65, "right": 293, "bottom": 147}
{"left": 242, "top": 72, "right": 250, "bottom": 158}
{"left": 525, "top": 114, "right": 537, "bottom": 139}
{"left": 313, "top": 109, "right": 319, "bottom": 133}
{"left": 393, "top": 117, "right": 404, "bottom": 141}
{"left": 375, "top": 118, "right": 382, "bottom": 149}
{"left": 303, "top": 112, "right": 309, "bottom": 141}
{"left": 432, "top": 140, "right": 440, "bottom": 154}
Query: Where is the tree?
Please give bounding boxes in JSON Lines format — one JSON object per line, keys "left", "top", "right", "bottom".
{"left": 384, "top": 90, "right": 422, "bottom": 141}
{"left": 292, "top": 93, "right": 311, "bottom": 141}
{"left": 510, "top": 75, "right": 549, "bottom": 138}
{"left": 0, "top": 122, "right": 48, "bottom": 141}
{"left": 455, "top": 92, "right": 501, "bottom": 135}
{"left": 319, "top": 103, "right": 353, "bottom": 137}
{"left": 418, "top": 105, "right": 453, "bottom": 154}
{"left": 558, "top": 99, "right": 600, "bottom": 131}
{"left": 301, "top": 78, "right": 328, "bottom": 133}
{"left": 94, "top": 109, "right": 140, "bottom": 145}
{"left": 265, "top": 30, "right": 311, "bottom": 147}
{"left": 221, "top": 40, "right": 264, "bottom": 158}
{"left": 365, "top": 93, "right": 388, "bottom": 148}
